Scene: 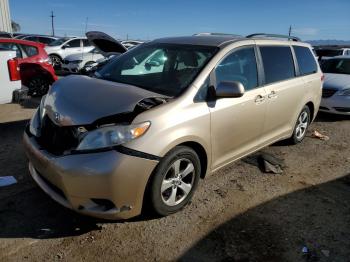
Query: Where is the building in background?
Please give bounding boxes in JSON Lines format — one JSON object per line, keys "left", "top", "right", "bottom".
{"left": 0, "top": 0, "right": 12, "bottom": 33}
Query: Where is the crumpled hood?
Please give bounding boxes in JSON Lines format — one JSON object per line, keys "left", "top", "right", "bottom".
{"left": 323, "top": 73, "right": 350, "bottom": 90}
{"left": 43, "top": 75, "right": 161, "bottom": 126}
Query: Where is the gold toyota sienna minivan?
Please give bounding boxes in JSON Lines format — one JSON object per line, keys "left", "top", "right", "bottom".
{"left": 23, "top": 32, "right": 322, "bottom": 219}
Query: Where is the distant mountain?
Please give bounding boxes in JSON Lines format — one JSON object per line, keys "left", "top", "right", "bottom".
{"left": 307, "top": 40, "right": 350, "bottom": 46}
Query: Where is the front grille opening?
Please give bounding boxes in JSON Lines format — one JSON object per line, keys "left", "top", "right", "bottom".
{"left": 36, "top": 116, "right": 80, "bottom": 155}
{"left": 319, "top": 106, "right": 330, "bottom": 111}
{"left": 322, "top": 88, "right": 337, "bottom": 98}
{"left": 37, "top": 172, "right": 66, "bottom": 200}
{"left": 91, "top": 198, "right": 116, "bottom": 211}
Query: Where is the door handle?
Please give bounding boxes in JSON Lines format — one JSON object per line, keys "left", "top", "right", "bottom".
{"left": 268, "top": 91, "right": 277, "bottom": 99}
{"left": 255, "top": 95, "right": 266, "bottom": 104}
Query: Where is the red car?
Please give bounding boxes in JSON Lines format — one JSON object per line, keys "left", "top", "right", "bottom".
{"left": 0, "top": 38, "right": 58, "bottom": 96}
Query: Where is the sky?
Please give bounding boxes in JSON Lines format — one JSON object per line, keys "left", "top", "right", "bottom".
{"left": 9, "top": 0, "right": 350, "bottom": 41}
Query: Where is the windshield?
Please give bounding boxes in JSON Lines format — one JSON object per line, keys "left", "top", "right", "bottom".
{"left": 97, "top": 43, "right": 217, "bottom": 97}
{"left": 321, "top": 58, "right": 350, "bottom": 75}
{"left": 315, "top": 49, "right": 343, "bottom": 58}
{"left": 48, "top": 37, "right": 71, "bottom": 46}
{"left": 89, "top": 48, "right": 100, "bottom": 54}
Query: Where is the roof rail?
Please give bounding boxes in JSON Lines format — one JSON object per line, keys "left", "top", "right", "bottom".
{"left": 246, "top": 33, "right": 301, "bottom": 42}
{"left": 194, "top": 32, "right": 242, "bottom": 37}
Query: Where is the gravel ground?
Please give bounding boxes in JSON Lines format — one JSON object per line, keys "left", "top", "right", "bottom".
{"left": 0, "top": 100, "right": 349, "bottom": 262}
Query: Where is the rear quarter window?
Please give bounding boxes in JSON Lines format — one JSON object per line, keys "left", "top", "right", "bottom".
{"left": 83, "top": 39, "right": 92, "bottom": 47}
{"left": 259, "top": 46, "right": 295, "bottom": 84}
{"left": 22, "top": 45, "right": 39, "bottom": 57}
{"left": 293, "top": 46, "right": 317, "bottom": 75}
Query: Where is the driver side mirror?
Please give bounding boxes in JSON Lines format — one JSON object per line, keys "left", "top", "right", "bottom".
{"left": 215, "top": 81, "right": 245, "bottom": 98}
{"left": 62, "top": 44, "right": 69, "bottom": 49}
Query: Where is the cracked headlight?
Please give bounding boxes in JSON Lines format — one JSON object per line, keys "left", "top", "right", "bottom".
{"left": 338, "top": 88, "right": 350, "bottom": 96}
{"left": 76, "top": 121, "right": 150, "bottom": 151}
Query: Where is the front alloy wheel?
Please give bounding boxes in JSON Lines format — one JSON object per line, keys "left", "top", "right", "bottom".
{"left": 149, "top": 146, "right": 201, "bottom": 216}
{"left": 161, "top": 158, "right": 195, "bottom": 206}
{"left": 49, "top": 55, "right": 62, "bottom": 68}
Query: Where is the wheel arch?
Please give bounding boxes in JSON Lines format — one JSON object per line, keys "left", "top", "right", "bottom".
{"left": 177, "top": 141, "right": 208, "bottom": 179}
{"left": 305, "top": 101, "right": 315, "bottom": 121}
{"left": 49, "top": 53, "right": 63, "bottom": 60}
{"left": 145, "top": 138, "right": 210, "bottom": 197}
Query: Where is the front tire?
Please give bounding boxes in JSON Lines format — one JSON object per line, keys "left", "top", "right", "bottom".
{"left": 290, "top": 106, "right": 311, "bottom": 144}
{"left": 149, "top": 146, "right": 201, "bottom": 216}
{"left": 49, "top": 54, "right": 62, "bottom": 69}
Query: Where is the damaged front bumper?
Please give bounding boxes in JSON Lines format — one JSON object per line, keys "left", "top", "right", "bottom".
{"left": 320, "top": 95, "right": 350, "bottom": 115}
{"left": 61, "top": 63, "right": 82, "bottom": 74}
{"left": 23, "top": 132, "right": 159, "bottom": 220}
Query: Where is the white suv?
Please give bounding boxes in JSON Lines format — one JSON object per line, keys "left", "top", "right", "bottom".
{"left": 45, "top": 37, "right": 94, "bottom": 68}
{"left": 315, "top": 46, "right": 350, "bottom": 60}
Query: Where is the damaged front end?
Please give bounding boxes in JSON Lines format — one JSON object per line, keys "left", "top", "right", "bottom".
{"left": 28, "top": 76, "right": 170, "bottom": 156}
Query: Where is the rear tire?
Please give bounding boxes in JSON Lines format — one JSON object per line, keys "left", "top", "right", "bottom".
{"left": 290, "top": 106, "right": 311, "bottom": 144}
{"left": 149, "top": 146, "right": 201, "bottom": 216}
{"left": 28, "top": 76, "right": 50, "bottom": 97}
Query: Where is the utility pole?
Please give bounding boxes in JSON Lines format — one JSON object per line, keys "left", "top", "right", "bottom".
{"left": 50, "top": 11, "right": 55, "bottom": 36}
{"left": 84, "top": 17, "right": 89, "bottom": 33}
{"left": 288, "top": 25, "right": 292, "bottom": 36}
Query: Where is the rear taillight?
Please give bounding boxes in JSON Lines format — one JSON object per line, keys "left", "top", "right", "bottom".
{"left": 7, "top": 59, "right": 21, "bottom": 81}
{"left": 321, "top": 74, "right": 325, "bottom": 82}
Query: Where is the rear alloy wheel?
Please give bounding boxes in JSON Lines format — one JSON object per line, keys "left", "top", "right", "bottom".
{"left": 149, "top": 146, "right": 201, "bottom": 216}
{"left": 49, "top": 55, "right": 62, "bottom": 69}
{"left": 290, "top": 106, "right": 311, "bottom": 144}
{"left": 28, "top": 76, "right": 50, "bottom": 96}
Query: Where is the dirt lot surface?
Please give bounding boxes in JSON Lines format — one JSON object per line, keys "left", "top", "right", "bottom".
{"left": 0, "top": 100, "right": 349, "bottom": 262}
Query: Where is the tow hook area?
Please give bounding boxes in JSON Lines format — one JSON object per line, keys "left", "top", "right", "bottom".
{"left": 77, "top": 198, "right": 132, "bottom": 214}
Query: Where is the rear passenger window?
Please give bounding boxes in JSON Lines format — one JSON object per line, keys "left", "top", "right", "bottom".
{"left": 215, "top": 47, "right": 258, "bottom": 91}
{"left": 293, "top": 46, "right": 317, "bottom": 75}
{"left": 22, "top": 45, "right": 38, "bottom": 57}
{"left": 260, "top": 46, "right": 295, "bottom": 84}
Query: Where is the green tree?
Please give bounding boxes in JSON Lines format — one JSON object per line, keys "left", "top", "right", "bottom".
{"left": 11, "top": 20, "right": 21, "bottom": 32}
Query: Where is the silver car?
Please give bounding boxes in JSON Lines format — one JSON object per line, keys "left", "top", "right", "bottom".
{"left": 320, "top": 56, "right": 350, "bottom": 115}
